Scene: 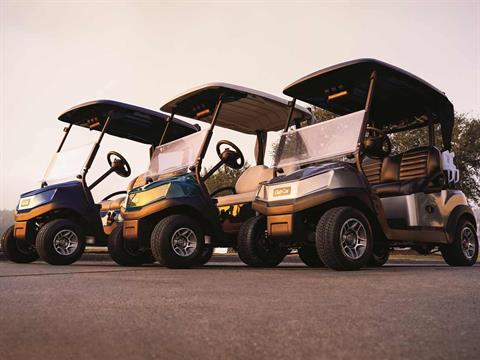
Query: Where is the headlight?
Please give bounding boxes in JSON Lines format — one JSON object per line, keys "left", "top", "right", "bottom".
{"left": 127, "top": 183, "right": 171, "bottom": 208}
{"left": 18, "top": 189, "right": 57, "bottom": 211}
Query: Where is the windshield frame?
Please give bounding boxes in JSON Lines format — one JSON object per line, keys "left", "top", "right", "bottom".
{"left": 278, "top": 69, "right": 378, "bottom": 175}
{"left": 145, "top": 129, "right": 209, "bottom": 181}
{"left": 273, "top": 110, "right": 366, "bottom": 170}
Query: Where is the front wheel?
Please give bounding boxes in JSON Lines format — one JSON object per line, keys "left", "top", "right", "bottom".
{"left": 237, "top": 215, "right": 288, "bottom": 267}
{"left": 150, "top": 215, "right": 205, "bottom": 269}
{"left": 108, "top": 225, "right": 156, "bottom": 266}
{"left": 316, "top": 207, "right": 373, "bottom": 271}
{"left": 1, "top": 226, "right": 39, "bottom": 263}
{"left": 36, "top": 219, "right": 86, "bottom": 265}
{"left": 440, "top": 219, "right": 478, "bottom": 266}
{"left": 298, "top": 246, "right": 324, "bottom": 267}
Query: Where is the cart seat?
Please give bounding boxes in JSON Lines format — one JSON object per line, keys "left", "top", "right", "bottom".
{"left": 127, "top": 175, "right": 147, "bottom": 190}
{"left": 215, "top": 165, "right": 274, "bottom": 207}
{"left": 100, "top": 197, "right": 125, "bottom": 211}
{"left": 371, "top": 146, "right": 444, "bottom": 197}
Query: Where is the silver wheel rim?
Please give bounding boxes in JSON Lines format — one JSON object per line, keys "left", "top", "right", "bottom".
{"left": 461, "top": 227, "right": 476, "bottom": 260}
{"left": 53, "top": 229, "right": 78, "bottom": 256}
{"left": 340, "top": 218, "right": 367, "bottom": 260}
{"left": 171, "top": 227, "right": 197, "bottom": 257}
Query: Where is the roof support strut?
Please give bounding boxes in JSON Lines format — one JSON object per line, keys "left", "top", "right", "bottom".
{"left": 195, "top": 96, "right": 224, "bottom": 187}
{"left": 355, "top": 70, "right": 377, "bottom": 174}
{"left": 82, "top": 111, "right": 113, "bottom": 183}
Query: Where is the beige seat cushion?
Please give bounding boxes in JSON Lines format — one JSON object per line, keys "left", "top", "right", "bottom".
{"left": 100, "top": 197, "right": 125, "bottom": 211}
{"left": 235, "top": 165, "right": 274, "bottom": 193}
{"left": 128, "top": 175, "right": 147, "bottom": 190}
{"left": 215, "top": 165, "right": 273, "bottom": 207}
{"left": 216, "top": 191, "right": 256, "bottom": 207}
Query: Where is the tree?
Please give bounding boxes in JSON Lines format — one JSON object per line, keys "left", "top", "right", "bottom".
{"left": 391, "top": 113, "right": 480, "bottom": 204}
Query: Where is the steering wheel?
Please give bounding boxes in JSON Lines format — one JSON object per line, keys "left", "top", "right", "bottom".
{"left": 363, "top": 127, "right": 392, "bottom": 159}
{"left": 216, "top": 140, "right": 245, "bottom": 170}
{"left": 107, "top": 151, "right": 131, "bottom": 177}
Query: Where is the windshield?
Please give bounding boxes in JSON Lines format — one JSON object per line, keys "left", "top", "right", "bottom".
{"left": 274, "top": 110, "right": 365, "bottom": 169}
{"left": 146, "top": 129, "right": 208, "bottom": 179}
{"left": 42, "top": 142, "right": 94, "bottom": 185}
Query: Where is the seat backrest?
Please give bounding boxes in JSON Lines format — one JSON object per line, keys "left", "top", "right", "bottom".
{"left": 127, "top": 175, "right": 147, "bottom": 191}
{"left": 362, "top": 157, "right": 383, "bottom": 184}
{"left": 399, "top": 146, "right": 441, "bottom": 181}
{"left": 380, "top": 155, "right": 400, "bottom": 183}
{"left": 235, "top": 165, "right": 274, "bottom": 194}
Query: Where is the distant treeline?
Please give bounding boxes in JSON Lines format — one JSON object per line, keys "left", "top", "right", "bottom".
{"left": 0, "top": 209, "right": 15, "bottom": 236}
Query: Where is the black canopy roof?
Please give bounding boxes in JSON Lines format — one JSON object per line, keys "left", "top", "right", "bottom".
{"left": 283, "top": 59, "right": 454, "bottom": 149}
{"left": 59, "top": 100, "right": 199, "bottom": 146}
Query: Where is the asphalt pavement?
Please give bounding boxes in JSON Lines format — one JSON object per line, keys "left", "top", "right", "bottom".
{"left": 0, "top": 254, "right": 479, "bottom": 360}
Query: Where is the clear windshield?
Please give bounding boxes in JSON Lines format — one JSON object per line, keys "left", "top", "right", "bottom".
{"left": 274, "top": 110, "right": 365, "bottom": 169}
{"left": 42, "top": 142, "right": 94, "bottom": 185}
{"left": 146, "top": 129, "right": 208, "bottom": 179}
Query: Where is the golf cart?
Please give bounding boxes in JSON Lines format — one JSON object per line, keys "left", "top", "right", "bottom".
{"left": 109, "top": 83, "right": 310, "bottom": 267}
{"left": 238, "top": 59, "right": 478, "bottom": 270}
{"left": 1, "top": 100, "right": 197, "bottom": 265}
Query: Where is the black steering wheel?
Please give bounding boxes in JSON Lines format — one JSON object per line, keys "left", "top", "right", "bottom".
{"left": 216, "top": 140, "right": 245, "bottom": 170}
{"left": 107, "top": 151, "right": 131, "bottom": 177}
{"left": 363, "top": 127, "right": 392, "bottom": 159}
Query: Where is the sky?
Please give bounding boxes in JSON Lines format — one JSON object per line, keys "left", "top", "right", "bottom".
{"left": 1, "top": 0, "right": 479, "bottom": 209}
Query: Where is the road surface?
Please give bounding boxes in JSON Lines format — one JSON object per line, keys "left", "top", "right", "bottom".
{"left": 0, "top": 255, "right": 479, "bottom": 360}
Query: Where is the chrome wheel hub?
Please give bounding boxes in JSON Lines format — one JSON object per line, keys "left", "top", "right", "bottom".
{"left": 53, "top": 229, "right": 78, "bottom": 256}
{"left": 340, "top": 218, "right": 367, "bottom": 260}
{"left": 461, "top": 227, "right": 476, "bottom": 260}
{"left": 171, "top": 227, "right": 197, "bottom": 257}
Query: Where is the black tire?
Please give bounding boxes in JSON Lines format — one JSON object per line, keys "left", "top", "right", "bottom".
{"left": 108, "top": 225, "right": 156, "bottom": 266}
{"left": 36, "top": 219, "right": 85, "bottom": 265}
{"left": 150, "top": 215, "right": 205, "bottom": 269}
{"left": 440, "top": 219, "right": 478, "bottom": 266}
{"left": 298, "top": 246, "right": 324, "bottom": 267}
{"left": 316, "top": 207, "right": 373, "bottom": 271}
{"left": 196, "top": 245, "right": 214, "bottom": 265}
{"left": 237, "top": 215, "right": 288, "bottom": 267}
{"left": 367, "top": 240, "right": 390, "bottom": 267}
{"left": 1, "top": 226, "right": 39, "bottom": 263}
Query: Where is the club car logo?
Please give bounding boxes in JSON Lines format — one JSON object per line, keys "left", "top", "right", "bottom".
{"left": 273, "top": 187, "right": 291, "bottom": 197}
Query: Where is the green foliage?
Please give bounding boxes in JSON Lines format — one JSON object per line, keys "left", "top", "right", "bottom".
{"left": 391, "top": 113, "right": 480, "bottom": 204}
{"left": 203, "top": 163, "right": 250, "bottom": 195}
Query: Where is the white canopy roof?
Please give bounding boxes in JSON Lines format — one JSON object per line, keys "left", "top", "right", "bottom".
{"left": 160, "top": 82, "right": 312, "bottom": 134}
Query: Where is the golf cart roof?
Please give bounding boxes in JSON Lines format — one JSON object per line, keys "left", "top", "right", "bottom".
{"left": 59, "top": 100, "right": 199, "bottom": 146}
{"left": 160, "top": 83, "right": 312, "bottom": 134}
{"left": 283, "top": 59, "right": 454, "bottom": 147}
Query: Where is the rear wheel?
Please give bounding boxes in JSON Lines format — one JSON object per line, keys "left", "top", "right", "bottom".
{"left": 150, "top": 215, "right": 204, "bottom": 268}
{"left": 36, "top": 219, "right": 85, "bottom": 265}
{"left": 1, "top": 226, "right": 39, "bottom": 263}
{"left": 440, "top": 219, "right": 478, "bottom": 266}
{"left": 237, "top": 215, "right": 288, "bottom": 267}
{"left": 108, "top": 225, "right": 155, "bottom": 266}
{"left": 367, "top": 240, "right": 390, "bottom": 267}
{"left": 298, "top": 246, "right": 324, "bottom": 267}
{"left": 196, "top": 245, "right": 214, "bottom": 265}
{"left": 316, "top": 207, "right": 373, "bottom": 271}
